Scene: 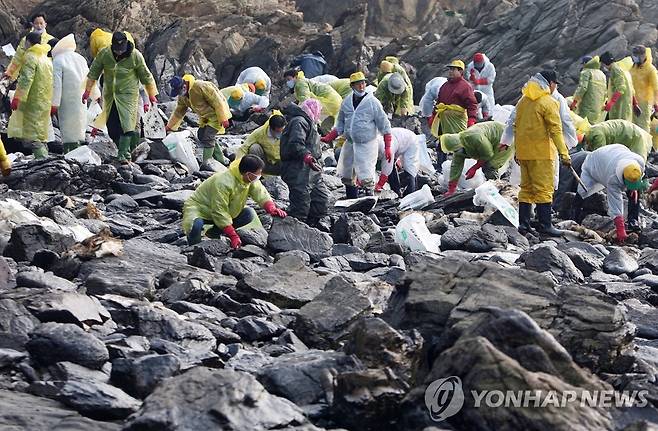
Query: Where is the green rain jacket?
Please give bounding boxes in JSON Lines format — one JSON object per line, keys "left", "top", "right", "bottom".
{"left": 607, "top": 62, "right": 634, "bottom": 122}
{"left": 573, "top": 56, "right": 607, "bottom": 124}
{"left": 584, "top": 119, "right": 652, "bottom": 161}
{"left": 374, "top": 72, "right": 414, "bottom": 116}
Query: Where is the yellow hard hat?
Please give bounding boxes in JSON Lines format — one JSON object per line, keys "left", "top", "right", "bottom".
{"left": 623, "top": 162, "right": 643, "bottom": 190}
{"left": 230, "top": 87, "right": 244, "bottom": 100}
{"left": 255, "top": 79, "right": 266, "bottom": 90}
{"left": 350, "top": 71, "right": 367, "bottom": 84}
{"left": 380, "top": 60, "right": 394, "bottom": 73}
{"left": 447, "top": 60, "right": 465, "bottom": 70}
{"left": 440, "top": 133, "right": 462, "bottom": 153}
{"left": 385, "top": 56, "right": 400, "bottom": 64}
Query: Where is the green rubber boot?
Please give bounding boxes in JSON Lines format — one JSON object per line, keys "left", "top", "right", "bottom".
{"left": 202, "top": 146, "right": 214, "bottom": 162}
{"left": 63, "top": 142, "right": 79, "bottom": 153}
{"left": 129, "top": 132, "right": 140, "bottom": 151}
{"left": 212, "top": 144, "right": 228, "bottom": 165}
{"left": 33, "top": 145, "right": 48, "bottom": 160}
{"left": 117, "top": 134, "right": 132, "bottom": 162}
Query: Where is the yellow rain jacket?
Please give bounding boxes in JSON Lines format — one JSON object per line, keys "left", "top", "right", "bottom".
{"left": 0, "top": 137, "right": 10, "bottom": 174}
{"left": 328, "top": 78, "right": 352, "bottom": 98}
{"left": 167, "top": 77, "right": 231, "bottom": 133}
{"left": 181, "top": 160, "right": 271, "bottom": 233}
{"left": 88, "top": 29, "right": 135, "bottom": 59}
{"left": 5, "top": 31, "right": 54, "bottom": 80}
{"left": 293, "top": 76, "right": 342, "bottom": 120}
{"left": 237, "top": 112, "right": 283, "bottom": 164}
{"left": 374, "top": 72, "right": 414, "bottom": 116}
{"left": 7, "top": 43, "right": 52, "bottom": 142}
{"left": 573, "top": 56, "right": 606, "bottom": 124}
{"left": 607, "top": 60, "right": 634, "bottom": 122}
{"left": 86, "top": 43, "right": 157, "bottom": 133}
{"left": 629, "top": 47, "right": 658, "bottom": 131}
{"left": 584, "top": 119, "right": 652, "bottom": 161}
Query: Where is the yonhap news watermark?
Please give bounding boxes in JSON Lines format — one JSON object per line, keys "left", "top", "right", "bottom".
{"left": 425, "top": 376, "right": 649, "bottom": 422}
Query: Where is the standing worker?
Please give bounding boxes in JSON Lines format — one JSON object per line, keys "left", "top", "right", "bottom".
{"left": 374, "top": 72, "right": 414, "bottom": 116}
{"left": 3, "top": 12, "right": 54, "bottom": 81}
{"left": 600, "top": 51, "right": 634, "bottom": 122}
{"left": 280, "top": 99, "right": 329, "bottom": 226}
{"left": 629, "top": 45, "right": 658, "bottom": 132}
{"left": 467, "top": 52, "right": 496, "bottom": 106}
{"left": 84, "top": 32, "right": 158, "bottom": 164}
{"left": 321, "top": 72, "right": 392, "bottom": 197}
{"left": 284, "top": 69, "right": 342, "bottom": 127}
{"left": 237, "top": 111, "right": 286, "bottom": 175}
{"left": 507, "top": 70, "right": 570, "bottom": 236}
{"left": 165, "top": 74, "right": 231, "bottom": 164}
{"left": 236, "top": 66, "right": 271, "bottom": 99}
{"left": 7, "top": 32, "right": 52, "bottom": 159}
{"left": 569, "top": 56, "right": 606, "bottom": 124}
{"left": 51, "top": 34, "right": 96, "bottom": 153}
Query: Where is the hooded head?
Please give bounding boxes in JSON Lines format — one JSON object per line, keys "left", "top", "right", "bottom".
{"left": 51, "top": 34, "right": 76, "bottom": 57}
{"left": 300, "top": 98, "right": 322, "bottom": 124}
{"left": 632, "top": 45, "right": 648, "bottom": 66}
{"left": 473, "top": 52, "right": 485, "bottom": 69}
{"left": 380, "top": 60, "right": 394, "bottom": 74}
{"left": 111, "top": 31, "right": 129, "bottom": 56}
{"left": 600, "top": 51, "right": 615, "bottom": 67}
{"left": 167, "top": 76, "right": 185, "bottom": 97}
{"left": 440, "top": 133, "right": 462, "bottom": 153}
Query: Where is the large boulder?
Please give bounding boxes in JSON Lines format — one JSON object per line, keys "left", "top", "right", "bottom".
{"left": 267, "top": 217, "right": 333, "bottom": 261}
{"left": 26, "top": 322, "right": 109, "bottom": 369}
{"left": 0, "top": 298, "right": 39, "bottom": 350}
{"left": 4, "top": 224, "right": 76, "bottom": 262}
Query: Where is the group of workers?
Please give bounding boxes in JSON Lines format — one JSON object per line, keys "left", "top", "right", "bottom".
{"left": 1, "top": 13, "right": 657, "bottom": 248}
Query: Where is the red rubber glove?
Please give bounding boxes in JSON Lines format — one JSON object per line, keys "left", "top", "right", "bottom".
{"left": 498, "top": 143, "right": 509, "bottom": 151}
{"left": 482, "top": 111, "right": 489, "bottom": 119}
{"left": 604, "top": 91, "right": 621, "bottom": 111}
{"left": 50, "top": 106, "right": 57, "bottom": 116}
{"left": 427, "top": 112, "right": 436, "bottom": 127}
{"left": 303, "top": 153, "right": 322, "bottom": 171}
{"left": 263, "top": 201, "right": 287, "bottom": 218}
{"left": 632, "top": 96, "right": 642, "bottom": 117}
{"left": 222, "top": 119, "right": 230, "bottom": 129}
{"left": 321, "top": 128, "right": 339, "bottom": 143}
{"left": 10, "top": 97, "right": 19, "bottom": 111}
{"left": 82, "top": 90, "right": 90, "bottom": 104}
{"left": 614, "top": 215, "right": 627, "bottom": 243}
{"left": 375, "top": 173, "right": 388, "bottom": 192}
{"left": 143, "top": 103, "right": 150, "bottom": 112}
{"left": 569, "top": 99, "right": 578, "bottom": 110}
{"left": 467, "top": 117, "right": 476, "bottom": 127}
{"left": 648, "top": 178, "right": 658, "bottom": 194}
{"left": 383, "top": 133, "right": 393, "bottom": 162}
{"left": 149, "top": 95, "right": 157, "bottom": 105}
{"left": 469, "top": 70, "right": 476, "bottom": 82}
{"left": 465, "top": 160, "right": 485, "bottom": 180}
{"left": 251, "top": 106, "right": 264, "bottom": 113}
{"left": 90, "top": 128, "right": 100, "bottom": 138}
{"left": 444, "top": 180, "right": 458, "bottom": 197}
{"left": 223, "top": 225, "right": 242, "bottom": 249}
{"left": 165, "top": 125, "right": 172, "bottom": 133}
{"left": 475, "top": 78, "right": 488, "bottom": 85}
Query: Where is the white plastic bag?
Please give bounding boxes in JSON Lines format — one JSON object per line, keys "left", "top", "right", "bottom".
{"left": 65, "top": 146, "right": 102, "bottom": 165}
{"left": 440, "top": 159, "right": 486, "bottom": 190}
{"left": 87, "top": 100, "right": 103, "bottom": 127}
{"left": 416, "top": 134, "right": 436, "bottom": 175}
{"left": 395, "top": 213, "right": 440, "bottom": 253}
{"left": 142, "top": 107, "right": 166, "bottom": 140}
{"left": 399, "top": 184, "right": 435, "bottom": 210}
{"left": 473, "top": 181, "right": 519, "bottom": 227}
{"left": 163, "top": 130, "right": 200, "bottom": 173}
{"left": 492, "top": 104, "right": 513, "bottom": 124}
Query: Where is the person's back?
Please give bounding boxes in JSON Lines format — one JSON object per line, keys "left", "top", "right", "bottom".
{"left": 292, "top": 52, "right": 326, "bottom": 78}
{"left": 585, "top": 119, "right": 651, "bottom": 161}
{"left": 607, "top": 62, "right": 633, "bottom": 121}
{"left": 515, "top": 82, "right": 562, "bottom": 161}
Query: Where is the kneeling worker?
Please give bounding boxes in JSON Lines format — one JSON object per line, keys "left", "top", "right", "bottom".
{"left": 237, "top": 111, "right": 286, "bottom": 175}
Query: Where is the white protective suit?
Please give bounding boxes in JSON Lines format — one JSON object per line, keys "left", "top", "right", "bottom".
{"left": 377, "top": 127, "right": 422, "bottom": 177}
{"left": 310, "top": 74, "right": 339, "bottom": 85}
{"left": 467, "top": 54, "right": 496, "bottom": 106}
{"left": 336, "top": 92, "right": 392, "bottom": 183}
{"left": 236, "top": 66, "right": 272, "bottom": 99}
{"left": 52, "top": 34, "right": 97, "bottom": 143}
{"left": 578, "top": 144, "right": 645, "bottom": 218}
{"left": 476, "top": 91, "right": 494, "bottom": 120}
{"left": 419, "top": 77, "right": 447, "bottom": 117}
{"left": 232, "top": 92, "right": 269, "bottom": 115}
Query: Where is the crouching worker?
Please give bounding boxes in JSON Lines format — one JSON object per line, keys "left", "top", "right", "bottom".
{"left": 572, "top": 144, "right": 646, "bottom": 242}
{"left": 374, "top": 127, "right": 424, "bottom": 196}
{"left": 440, "top": 121, "right": 513, "bottom": 197}
{"left": 280, "top": 99, "right": 329, "bottom": 226}
{"left": 236, "top": 111, "right": 286, "bottom": 175}
{"left": 182, "top": 155, "right": 287, "bottom": 247}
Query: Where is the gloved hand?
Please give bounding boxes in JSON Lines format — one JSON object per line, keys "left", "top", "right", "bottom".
{"left": 303, "top": 153, "right": 322, "bottom": 171}
{"left": 498, "top": 143, "right": 509, "bottom": 151}
{"left": 633, "top": 101, "right": 642, "bottom": 117}
{"left": 374, "top": 173, "right": 388, "bottom": 192}
{"left": 630, "top": 190, "right": 639, "bottom": 204}
{"left": 614, "top": 215, "right": 628, "bottom": 243}
{"left": 469, "top": 70, "right": 476, "bottom": 82}
{"left": 82, "top": 90, "right": 90, "bottom": 104}
{"left": 465, "top": 161, "right": 484, "bottom": 180}
{"left": 165, "top": 125, "right": 172, "bottom": 133}
{"left": 250, "top": 106, "right": 264, "bottom": 113}
{"left": 50, "top": 106, "right": 57, "bottom": 116}
{"left": 383, "top": 133, "right": 393, "bottom": 162}
{"left": 321, "top": 128, "right": 339, "bottom": 143}
{"left": 474, "top": 78, "right": 488, "bottom": 85}
{"left": 444, "top": 180, "right": 458, "bottom": 197}
{"left": 467, "top": 117, "right": 476, "bottom": 127}
{"left": 149, "top": 95, "right": 157, "bottom": 105}
{"left": 223, "top": 225, "right": 242, "bottom": 249}
{"left": 482, "top": 111, "right": 489, "bottom": 120}
{"left": 10, "top": 97, "right": 19, "bottom": 111}
{"left": 90, "top": 128, "right": 100, "bottom": 138}
{"left": 604, "top": 92, "right": 621, "bottom": 111}
{"left": 427, "top": 112, "right": 436, "bottom": 127}
{"left": 263, "top": 201, "right": 287, "bottom": 218}
{"left": 222, "top": 119, "right": 230, "bottom": 129}
{"left": 143, "top": 102, "right": 150, "bottom": 112}
{"left": 560, "top": 154, "right": 572, "bottom": 167}
{"left": 653, "top": 104, "right": 658, "bottom": 119}
{"left": 569, "top": 99, "right": 578, "bottom": 110}
{"left": 648, "top": 177, "right": 658, "bottom": 194}
{"left": 0, "top": 159, "right": 10, "bottom": 177}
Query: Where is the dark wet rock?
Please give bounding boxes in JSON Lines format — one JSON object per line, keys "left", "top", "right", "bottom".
{"left": 158, "top": 279, "right": 216, "bottom": 305}
{"left": 4, "top": 224, "right": 76, "bottom": 262}
{"left": 234, "top": 316, "right": 286, "bottom": 342}
{"left": 111, "top": 354, "right": 181, "bottom": 399}
{"left": 237, "top": 227, "right": 269, "bottom": 248}
{"left": 523, "top": 244, "right": 584, "bottom": 282}
{"left": 603, "top": 248, "right": 640, "bottom": 275}
{"left": 0, "top": 298, "right": 40, "bottom": 350}
{"left": 52, "top": 378, "right": 141, "bottom": 420}
{"left": 441, "top": 223, "right": 508, "bottom": 253}
{"left": 106, "top": 194, "right": 139, "bottom": 212}
{"left": 23, "top": 291, "right": 110, "bottom": 326}
{"left": 220, "top": 257, "right": 269, "bottom": 279}
{"left": 15, "top": 270, "right": 77, "bottom": 291}
{"left": 333, "top": 212, "right": 381, "bottom": 249}
{"left": 49, "top": 361, "right": 110, "bottom": 384}
{"left": 27, "top": 322, "right": 109, "bottom": 369}
{"left": 268, "top": 217, "right": 333, "bottom": 261}
{"left": 557, "top": 242, "right": 606, "bottom": 277}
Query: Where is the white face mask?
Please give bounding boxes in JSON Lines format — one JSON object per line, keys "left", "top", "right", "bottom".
{"left": 353, "top": 90, "right": 366, "bottom": 97}
{"left": 286, "top": 80, "right": 295, "bottom": 89}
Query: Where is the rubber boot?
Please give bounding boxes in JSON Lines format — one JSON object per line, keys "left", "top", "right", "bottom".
{"left": 212, "top": 144, "right": 228, "bottom": 165}
{"left": 536, "top": 203, "right": 562, "bottom": 237}
{"left": 187, "top": 218, "right": 205, "bottom": 245}
{"left": 32, "top": 145, "right": 48, "bottom": 160}
{"left": 345, "top": 184, "right": 358, "bottom": 199}
{"left": 518, "top": 202, "right": 535, "bottom": 235}
{"left": 117, "top": 134, "right": 132, "bottom": 162}
{"left": 627, "top": 192, "right": 641, "bottom": 232}
{"left": 404, "top": 173, "right": 417, "bottom": 196}
{"left": 202, "top": 146, "right": 214, "bottom": 162}
{"left": 63, "top": 142, "right": 79, "bottom": 153}
{"left": 129, "top": 132, "right": 140, "bottom": 151}
{"left": 571, "top": 193, "right": 584, "bottom": 223}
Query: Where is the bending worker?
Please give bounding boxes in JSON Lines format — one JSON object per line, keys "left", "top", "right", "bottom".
{"left": 221, "top": 84, "right": 269, "bottom": 122}
{"left": 166, "top": 74, "right": 231, "bottom": 164}
{"left": 236, "top": 66, "right": 271, "bottom": 99}
{"left": 284, "top": 69, "right": 342, "bottom": 126}
{"left": 374, "top": 127, "right": 425, "bottom": 196}
{"left": 182, "top": 155, "right": 287, "bottom": 247}
{"left": 236, "top": 111, "right": 286, "bottom": 175}
{"left": 374, "top": 72, "right": 414, "bottom": 116}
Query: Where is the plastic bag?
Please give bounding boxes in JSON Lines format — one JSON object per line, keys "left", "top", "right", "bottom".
{"left": 142, "top": 107, "right": 166, "bottom": 140}
{"left": 492, "top": 104, "right": 513, "bottom": 124}
{"left": 473, "top": 181, "right": 519, "bottom": 227}
{"left": 439, "top": 159, "right": 486, "bottom": 190}
{"left": 399, "top": 184, "right": 435, "bottom": 210}
{"left": 87, "top": 100, "right": 103, "bottom": 127}
{"left": 395, "top": 213, "right": 440, "bottom": 253}
{"left": 416, "top": 134, "right": 436, "bottom": 175}
{"left": 163, "top": 130, "right": 200, "bottom": 173}
{"left": 65, "top": 145, "right": 102, "bottom": 165}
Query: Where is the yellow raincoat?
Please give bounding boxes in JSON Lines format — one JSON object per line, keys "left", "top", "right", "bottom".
{"left": 573, "top": 56, "right": 606, "bottom": 124}
{"left": 86, "top": 43, "right": 157, "bottom": 133}
{"left": 293, "top": 75, "right": 342, "bottom": 120}
{"left": 0, "top": 137, "right": 10, "bottom": 175}
{"left": 237, "top": 111, "right": 283, "bottom": 164}
{"left": 328, "top": 78, "right": 352, "bottom": 98}
{"left": 182, "top": 160, "right": 271, "bottom": 233}
{"left": 606, "top": 59, "right": 634, "bottom": 122}
{"left": 5, "top": 31, "right": 54, "bottom": 80}
{"left": 167, "top": 76, "right": 232, "bottom": 134}
{"left": 629, "top": 47, "right": 658, "bottom": 131}
{"left": 514, "top": 77, "right": 567, "bottom": 203}
{"left": 7, "top": 43, "right": 52, "bottom": 142}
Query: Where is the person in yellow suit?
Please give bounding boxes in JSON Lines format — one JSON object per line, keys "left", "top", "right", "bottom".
{"left": 0, "top": 137, "right": 11, "bottom": 176}
{"left": 236, "top": 111, "right": 286, "bottom": 175}
{"left": 84, "top": 32, "right": 158, "bottom": 163}
{"left": 629, "top": 45, "right": 658, "bottom": 132}
{"left": 600, "top": 51, "right": 634, "bottom": 122}
{"left": 505, "top": 70, "right": 570, "bottom": 236}
{"left": 165, "top": 74, "right": 232, "bottom": 164}
{"left": 284, "top": 69, "right": 342, "bottom": 125}
{"left": 569, "top": 56, "right": 606, "bottom": 124}
{"left": 3, "top": 13, "right": 54, "bottom": 81}
{"left": 182, "top": 155, "right": 287, "bottom": 247}
{"left": 7, "top": 32, "right": 52, "bottom": 159}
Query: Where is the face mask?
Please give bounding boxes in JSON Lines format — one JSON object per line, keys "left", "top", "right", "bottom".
{"left": 474, "top": 62, "right": 484, "bottom": 69}
{"left": 286, "top": 80, "right": 295, "bottom": 89}
{"left": 33, "top": 28, "right": 45, "bottom": 35}
{"left": 632, "top": 55, "right": 645, "bottom": 65}
{"left": 353, "top": 90, "right": 366, "bottom": 97}
{"left": 256, "top": 89, "right": 264, "bottom": 96}
{"left": 246, "top": 172, "right": 261, "bottom": 183}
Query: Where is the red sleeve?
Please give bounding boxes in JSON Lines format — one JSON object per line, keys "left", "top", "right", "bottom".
{"left": 461, "top": 80, "right": 478, "bottom": 121}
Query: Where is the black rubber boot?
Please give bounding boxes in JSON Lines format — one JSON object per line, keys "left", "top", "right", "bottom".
{"left": 571, "top": 193, "right": 584, "bottom": 223}
{"left": 536, "top": 203, "right": 562, "bottom": 237}
{"left": 518, "top": 202, "right": 535, "bottom": 235}
{"left": 345, "top": 184, "right": 358, "bottom": 199}
{"left": 627, "top": 191, "right": 641, "bottom": 232}
{"left": 187, "top": 218, "right": 204, "bottom": 245}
